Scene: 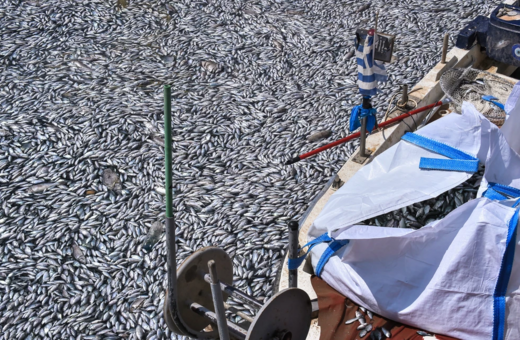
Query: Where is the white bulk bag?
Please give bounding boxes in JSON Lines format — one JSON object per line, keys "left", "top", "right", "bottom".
{"left": 306, "top": 102, "right": 520, "bottom": 339}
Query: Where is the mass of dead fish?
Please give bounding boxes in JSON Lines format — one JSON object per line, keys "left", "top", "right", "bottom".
{"left": 0, "top": 0, "right": 499, "bottom": 339}
{"left": 359, "top": 167, "right": 484, "bottom": 229}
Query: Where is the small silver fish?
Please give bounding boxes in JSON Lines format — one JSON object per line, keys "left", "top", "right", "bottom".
{"left": 345, "top": 317, "right": 359, "bottom": 325}
{"left": 382, "top": 327, "right": 391, "bottom": 338}
{"left": 417, "top": 330, "right": 433, "bottom": 336}
{"left": 359, "top": 329, "right": 367, "bottom": 338}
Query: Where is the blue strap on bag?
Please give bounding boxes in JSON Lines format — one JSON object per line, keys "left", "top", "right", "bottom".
{"left": 401, "top": 132, "right": 480, "bottom": 172}
{"left": 287, "top": 232, "right": 349, "bottom": 278}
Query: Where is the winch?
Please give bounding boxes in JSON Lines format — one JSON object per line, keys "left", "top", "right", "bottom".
{"left": 161, "top": 85, "right": 313, "bottom": 340}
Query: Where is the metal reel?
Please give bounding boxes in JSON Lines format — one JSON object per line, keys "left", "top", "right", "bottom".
{"left": 165, "top": 247, "right": 234, "bottom": 338}
{"left": 246, "top": 288, "right": 312, "bottom": 340}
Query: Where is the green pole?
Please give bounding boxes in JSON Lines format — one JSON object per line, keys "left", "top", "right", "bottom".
{"left": 164, "top": 85, "right": 173, "bottom": 218}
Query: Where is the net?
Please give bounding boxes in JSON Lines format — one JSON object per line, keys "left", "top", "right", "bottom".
{"left": 439, "top": 67, "right": 513, "bottom": 126}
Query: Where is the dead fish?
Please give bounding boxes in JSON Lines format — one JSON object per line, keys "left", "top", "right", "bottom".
{"left": 359, "top": 306, "right": 366, "bottom": 313}
{"left": 357, "top": 324, "right": 366, "bottom": 330}
{"left": 72, "top": 244, "right": 86, "bottom": 263}
{"left": 382, "top": 327, "right": 391, "bottom": 338}
{"left": 130, "top": 297, "right": 146, "bottom": 312}
{"left": 366, "top": 324, "right": 373, "bottom": 332}
{"left": 355, "top": 3, "right": 371, "bottom": 13}
{"left": 431, "top": 8, "right": 449, "bottom": 13}
{"left": 359, "top": 316, "right": 367, "bottom": 326}
{"left": 371, "top": 328, "right": 384, "bottom": 340}
{"left": 27, "top": 182, "right": 56, "bottom": 193}
{"left": 345, "top": 50, "right": 355, "bottom": 61}
{"left": 359, "top": 329, "right": 368, "bottom": 338}
{"left": 417, "top": 330, "right": 433, "bottom": 336}
{"left": 367, "top": 310, "right": 373, "bottom": 319}
{"left": 345, "top": 317, "right": 359, "bottom": 325}
{"left": 307, "top": 130, "right": 332, "bottom": 142}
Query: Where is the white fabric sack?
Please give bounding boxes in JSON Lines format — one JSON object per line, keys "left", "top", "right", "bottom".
{"left": 310, "top": 102, "right": 490, "bottom": 239}
{"left": 307, "top": 102, "right": 520, "bottom": 339}
{"left": 311, "top": 198, "right": 516, "bottom": 339}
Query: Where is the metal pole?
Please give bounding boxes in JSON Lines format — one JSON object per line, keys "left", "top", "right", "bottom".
{"left": 359, "top": 96, "right": 372, "bottom": 158}
{"left": 288, "top": 221, "right": 299, "bottom": 288}
{"left": 399, "top": 84, "right": 408, "bottom": 107}
{"left": 441, "top": 33, "right": 449, "bottom": 63}
{"left": 190, "top": 303, "right": 248, "bottom": 340}
{"left": 164, "top": 85, "right": 178, "bottom": 322}
{"left": 224, "top": 303, "right": 255, "bottom": 323}
{"left": 204, "top": 274, "right": 263, "bottom": 310}
{"left": 359, "top": 117, "right": 368, "bottom": 157}
{"left": 208, "top": 260, "right": 231, "bottom": 340}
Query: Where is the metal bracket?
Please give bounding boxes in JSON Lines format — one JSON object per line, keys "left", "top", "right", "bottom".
{"left": 352, "top": 149, "right": 372, "bottom": 164}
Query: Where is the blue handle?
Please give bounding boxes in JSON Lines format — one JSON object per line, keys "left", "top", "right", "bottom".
{"left": 490, "top": 100, "right": 505, "bottom": 111}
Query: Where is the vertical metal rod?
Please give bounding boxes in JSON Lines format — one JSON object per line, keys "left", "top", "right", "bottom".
{"left": 191, "top": 303, "right": 247, "bottom": 340}
{"left": 164, "top": 85, "right": 177, "bottom": 309}
{"left": 441, "top": 33, "right": 449, "bottom": 63}
{"left": 208, "top": 261, "right": 230, "bottom": 340}
{"left": 164, "top": 85, "right": 173, "bottom": 219}
{"left": 359, "top": 117, "right": 368, "bottom": 157}
{"left": 288, "top": 221, "right": 299, "bottom": 288}
{"left": 373, "top": 11, "right": 379, "bottom": 65}
{"left": 224, "top": 303, "right": 255, "bottom": 323}
{"left": 204, "top": 274, "right": 263, "bottom": 310}
{"left": 400, "top": 84, "right": 408, "bottom": 106}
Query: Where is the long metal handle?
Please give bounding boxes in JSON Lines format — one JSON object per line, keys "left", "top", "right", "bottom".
{"left": 191, "top": 303, "right": 247, "bottom": 340}
{"left": 285, "top": 100, "right": 444, "bottom": 165}
{"left": 208, "top": 261, "right": 230, "bottom": 340}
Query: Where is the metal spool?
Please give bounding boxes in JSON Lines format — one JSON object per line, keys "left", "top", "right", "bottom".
{"left": 164, "top": 247, "right": 233, "bottom": 338}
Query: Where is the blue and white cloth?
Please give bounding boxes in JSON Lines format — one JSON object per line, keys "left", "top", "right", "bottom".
{"left": 356, "top": 29, "right": 388, "bottom": 96}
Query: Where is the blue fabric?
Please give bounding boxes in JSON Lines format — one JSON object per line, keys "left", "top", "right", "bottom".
{"left": 287, "top": 233, "right": 332, "bottom": 270}
{"left": 485, "top": 182, "right": 520, "bottom": 340}
{"left": 490, "top": 100, "right": 505, "bottom": 111}
{"left": 401, "top": 132, "right": 479, "bottom": 172}
{"left": 493, "top": 209, "right": 519, "bottom": 340}
{"left": 419, "top": 158, "right": 479, "bottom": 172}
{"left": 356, "top": 33, "right": 387, "bottom": 96}
{"left": 315, "top": 239, "right": 350, "bottom": 277}
{"left": 484, "top": 183, "right": 520, "bottom": 201}
{"left": 484, "top": 188, "right": 509, "bottom": 201}
{"left": 287, "top": 232, "right": 349, "bottom": 276}
{"left": 350, "top": 101, "right": 377, "bottom": 133}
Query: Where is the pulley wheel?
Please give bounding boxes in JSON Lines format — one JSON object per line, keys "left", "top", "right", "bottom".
{"left": 246, "top": 288, "right": 312, "bottom": 340}
{"left": 174, "top": 247, "right": 234, "bottom": 338}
